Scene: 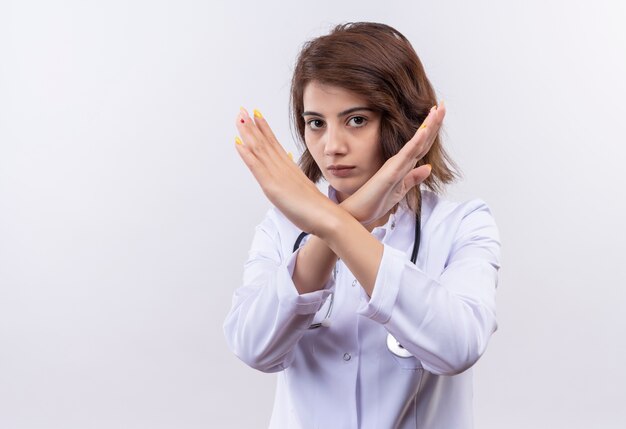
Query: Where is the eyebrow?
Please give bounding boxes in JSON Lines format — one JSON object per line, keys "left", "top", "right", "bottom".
{"left": 301, "top": 106, "right": 375, "bottom": 118}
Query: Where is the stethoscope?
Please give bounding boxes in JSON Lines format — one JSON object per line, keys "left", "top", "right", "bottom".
{"left": 292, "top": 209, "right": 421, "bottom": 358}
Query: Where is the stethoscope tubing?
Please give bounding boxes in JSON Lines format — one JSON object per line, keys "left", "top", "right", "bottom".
{"left": 292, "top": 204, "right": 422, "bottom": 358}
{"left": 292, "top": 209, "right": 422, "bottom": 358}
{"left": 293, "top": 211, "right": 421, "bottom": 325}
{"left": 293, "top": 214, "right": 420, "bottom": 263}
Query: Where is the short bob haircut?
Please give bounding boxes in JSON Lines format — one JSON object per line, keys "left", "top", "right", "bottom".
{"left": 289, "top": 22, "right": 460, "bottom": 214}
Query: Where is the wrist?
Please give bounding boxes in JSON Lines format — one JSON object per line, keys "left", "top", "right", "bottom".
{"left": 339, "top": 199, "right": 370, "bottom": 226}
{"left": 316, "top": 204, "right": 358, "bottom": 242}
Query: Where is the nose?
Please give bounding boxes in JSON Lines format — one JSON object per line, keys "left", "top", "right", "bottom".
{"left": 323, "top": 125, "right": 348, "bottom": 156}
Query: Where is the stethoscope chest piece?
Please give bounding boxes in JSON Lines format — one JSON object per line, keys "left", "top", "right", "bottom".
{"left": 386, "top": 333, "right": 413, "bottom": 358}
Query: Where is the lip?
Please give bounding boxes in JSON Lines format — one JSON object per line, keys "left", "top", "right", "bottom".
{"left": 328, "top": 164, "right": 355, "bottom": 170}
{"left": 327, "top": 165, "right": 355, "bottom": 178}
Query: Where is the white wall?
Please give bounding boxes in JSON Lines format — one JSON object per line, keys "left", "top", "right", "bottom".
{"left": 1, "top": 1, "right": 624, "bottom": 428}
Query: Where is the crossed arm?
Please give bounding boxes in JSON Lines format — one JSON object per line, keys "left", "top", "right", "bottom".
{"left": 233, "top": 103, "right": 445, "bottom": 297}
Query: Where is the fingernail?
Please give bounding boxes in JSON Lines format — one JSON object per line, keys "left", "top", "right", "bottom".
{"left": 253, "top": 109, "right": 263, "bottom": 119}
{"left": 287, "top": 152, "right": 293, "bottom": 160}
{"left": 431, "top": 105, "right": 437, "bottom": 111}
{"left": 419, "top": 123, "right": 427, "bottom": 130}
{"left": 426, "top": 163, "right": 432, "bottom": 171}
{"left": 235, "top": 136, "right": 243, "bottom": 145}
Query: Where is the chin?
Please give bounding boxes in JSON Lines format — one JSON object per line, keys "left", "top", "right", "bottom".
{"left": 329, "top": 181, "right": 362, "bottom": 199}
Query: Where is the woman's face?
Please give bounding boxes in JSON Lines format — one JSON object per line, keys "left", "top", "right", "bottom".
{"left": 302, "top": 81, "right": 384, "bottom": 203}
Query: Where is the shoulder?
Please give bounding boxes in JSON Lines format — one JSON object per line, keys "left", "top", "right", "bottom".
{"left": 423, "top": 190, "right": 498, "bottom": 229}
{"left": 422, "top": 190, "right": 500, "bottom": 257}
{"left": 420, "top": 191, "right": 501, "bottom": 269}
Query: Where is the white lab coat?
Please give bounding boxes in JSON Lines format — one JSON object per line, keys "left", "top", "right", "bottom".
{"left": 223, "top": 187, "right": 501, "bottom": 429}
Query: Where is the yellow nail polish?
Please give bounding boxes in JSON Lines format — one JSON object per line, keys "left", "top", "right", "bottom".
{"left": 253, "top": 109, "right": 263, "bottom": 119}
{"left": 235, "top": 136, "right": 243, "bottom": 145}
{"left": 419, "top": 124, "right": 427, "bottom": 130}
{"left": 287, "top": 152, "right": 293, "bottom": 160}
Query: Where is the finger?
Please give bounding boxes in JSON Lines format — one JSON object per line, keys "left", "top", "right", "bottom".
{"left": 251, "top": 109, "right": 282, "bottom": 149}
{"left": 238, "top": 107, "right": 291, "bottom": 162}
{"left": 251, "top": 108, "right": 299, "bottom": 166}
{"left": 397, "top": 104, "right": 440, "bottom": 162}
{"left": 405, "top": 101, "right": 447, "bottom": 161}
{"left": 429, "top": 100, "right": 446, "bottom": 132}
{"left": 251, "top": 108, "right": 302, "bottom": 171}
{"left": 402, "top": 164, "right": 432, "bottom": 191}
{"left": 235, "top": 107, "right": 266, "bottom": 150}
{"left": 417, "top": 101, "right": 446, "bottom": 159}
{"left": 234, "top": 135, "right": 262, "bottom": 177}
{"left": 236, "top": 107, "right": 285, "bottom": 172}
{"left": 235, "top": 109, "right": 306, "bottom": 191}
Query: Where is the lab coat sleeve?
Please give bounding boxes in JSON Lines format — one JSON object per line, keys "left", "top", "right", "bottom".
{"left": 223, "top": 209, "right": 335, "bottom": 373}
{"left": 356, "top": 200, "right": 501, "bottom": 376}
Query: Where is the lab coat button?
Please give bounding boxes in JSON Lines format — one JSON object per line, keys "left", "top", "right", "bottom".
{"left": 343, "top": 353, "right": 351, "bottom": 361}
{"left": 351, "top": 279, "right": 357, "bottom": 287}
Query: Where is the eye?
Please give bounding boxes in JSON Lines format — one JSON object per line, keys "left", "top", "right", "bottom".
{"left": 349, "top": 116, "right": 368, "bottom": 127}
{"left": 306, "top": 119, "right": 325, "bottom": 131}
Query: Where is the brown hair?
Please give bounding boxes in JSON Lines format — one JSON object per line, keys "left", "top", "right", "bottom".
{"left": 289, "top": 22, "right": 460, "bottom": 213}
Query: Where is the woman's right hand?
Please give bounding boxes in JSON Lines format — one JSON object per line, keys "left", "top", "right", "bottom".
{"left": 340, "top": 101, "right": 446, "bottom": 227}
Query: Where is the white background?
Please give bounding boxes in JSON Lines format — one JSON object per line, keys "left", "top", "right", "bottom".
{"left": 1, "top": 1, "right": 625, "bottom": 428}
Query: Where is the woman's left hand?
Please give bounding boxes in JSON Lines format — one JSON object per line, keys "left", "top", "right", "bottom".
{"left": 234, "top": 107, "right": 336, "bottom": 236}
{"left": 341, "top": 102, "right": 445, "bottom": 226}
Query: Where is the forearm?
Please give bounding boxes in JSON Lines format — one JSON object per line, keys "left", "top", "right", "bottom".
{"left": 356, "top": 242, "right": 500, "bottom": 375}
{"left": 291, "top": 200, "right": 379, "bottom": 295}
{"left": 223, "top": 281, "right": 315, "bottom": 372}
{"left": 317, "top": 208, "right": 383, "bottom": 297}
{"left": 292, "top": 234, "right": 338, "bottom": 294}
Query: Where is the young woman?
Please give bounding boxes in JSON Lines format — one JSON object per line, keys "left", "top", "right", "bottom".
{"left": 224, "top": 22, "right": 501, "bottom": 429}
